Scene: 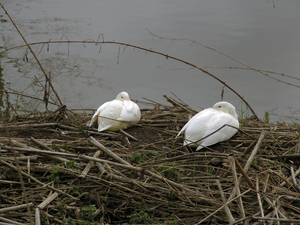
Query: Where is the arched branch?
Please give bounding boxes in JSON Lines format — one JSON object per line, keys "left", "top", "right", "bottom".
{"left": 147, "top": 29, "right": 300, "bottom": 88}
{"left": 0, "top": 39, "right": 259, "bottom": 119}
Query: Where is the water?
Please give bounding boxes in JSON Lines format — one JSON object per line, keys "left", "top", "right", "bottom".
{"left": 1, "top": 0, "right": 300, "bottom": 122}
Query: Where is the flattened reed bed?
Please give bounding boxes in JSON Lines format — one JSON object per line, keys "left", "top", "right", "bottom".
{"left": 1, "top": 96, "right": 300, "bottom": 224}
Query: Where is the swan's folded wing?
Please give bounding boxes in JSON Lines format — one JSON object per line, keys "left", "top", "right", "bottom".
{"left": 177, "top": 108, "right": 212, "bottom": 137}
{"left": 195, "top": 112, "right": 239, "bottom": 149}
{"left": 89, "top": 101, "right": 110, "bottom": 127}
{"left": 97, "top": 100, "right": 123, "bottom": 131}
{"left": 182, "top": 109, "right": 216, "bottom": 145}
{"left": 119, "top": 101, "right": 141, "bottom": 124}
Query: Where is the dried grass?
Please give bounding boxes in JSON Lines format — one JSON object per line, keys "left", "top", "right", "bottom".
{"left": 0, "top": 96, "right": 300, "bottom": 224}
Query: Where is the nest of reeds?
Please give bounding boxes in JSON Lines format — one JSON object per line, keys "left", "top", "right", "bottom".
{"left": 0, "top": 95, "right": 300, "bottom": 224}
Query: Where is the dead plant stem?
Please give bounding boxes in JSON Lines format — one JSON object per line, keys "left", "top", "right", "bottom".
{"left": 195, "top": 189, "right": 252, "bottom": 224}
{"left": 0, "top": 38, "right": 258, "bottom": 119}
{"left": 0, "top": 159, "right": 77, "bottom": 200}
{"left": 0, "top": 3, "right": 63, "bottom": 107}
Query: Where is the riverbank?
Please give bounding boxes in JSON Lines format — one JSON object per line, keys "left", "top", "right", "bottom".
{"left": 0, "top": 96, "right": 300, "bottom": 224}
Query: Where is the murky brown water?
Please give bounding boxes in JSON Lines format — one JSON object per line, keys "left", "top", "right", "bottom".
{"left": 1, "top": 0, "right": 300, "bottom": 122}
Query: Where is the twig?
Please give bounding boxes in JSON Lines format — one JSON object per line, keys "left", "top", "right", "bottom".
{"left": 35, "top": 208, "right": 41, "bottom": 225}
{"left": 35, "top": 192, "right": 59, "bottom": 225}
{"left": 262, "top": 196, "right": 287, "bottom": 219}
{"left": 2, "top": 146, "right": 77, "bottom": 157}
{"left": 28, "top": 157, "right": 31, "bottom": 183}
{"left": 141, "top": 97, "right": 166, "bottom": 107}
{"left": 95, "top": 162, "right": 153, "bottom": 193}
{"left": 79, "top": 154, "right": 216, "bottom": 203}
{"left": 239, "top": 139, "right": 257, "bottom": 160}
{"left": 256, "top": 176, "right": 265, "bottom": 219}
{"left": 147, "top": 29, "right": 300, "bottom": 90}
{"left": 89, "top": 137, "right": 131, "bottom": 165}
{"left": 163, "top": 95, "right": 198, "bottom": 113}
{"left": 229, "top": 156, "right": 246, "bottom": 224}
{"left": 30, "top": 137, "right": 53, "bottom": 151}
{"left": 234, "top": 156, "right": 256, "bottom": 190}
{"left": 69, "top": 140, "right": 214, "bottom": 203}
{"left": 37, "top": 192, "right": 59, "bottom": 209}
{"left": 216, "top": 180, "right": 235, "bottom": 224}
{"left": 0, "top": 203, "right": 34, "bottom": 213}
{"left": 0, "top": 159, "right": 77, "bottom": 200}
{"left": 10, "top": 143, "right": 34, "bottom": 225}
{"left": 79, "top": 150, "right": 103, "bottom": 178}
{"left": 273, "top": 166, "right": 300, "bottom": 192}
{"left": 119, "top": 129, "right": 138, "bottom": 141}
{"left": 0, "top": 216, "right": 25, "bottom": 225}
{"left": 1, "top": 123, "right": 58, "bottom": 129}
{"left": 195, "top": 189, "right": 252, "bottom": 224}
{"left": 251, "top": 217, "right": 300, "bottom": 223}
{"left": 227, "top": 130, "right": 266, "bottom": 202}
{"left": 0, "top": 39, "right": 258, "bottom": 119}
{"left": 0, "top": 3, "right": 63, "bottom": 107}
{"left": 221, "top": 139, "right": 257, "bottom": 178}
{"left": 0, "top": 88, "right": 59, "bottom": 106}
{"left": 171, "top": 91, "right": 187, "bottom": 105}
{"left": 3, "top": 145, "right": 70, "bottom": 163}
{"left": 291, "top": 166, "right": 300, "bottom": 192}
{"left": 263, "top": 173, "right": 270, "bottom": 193}
{"left": 0, "top": 179, "right": 21, "bottom": 184}
{"left": 242, "top": 130, "right": 266, "bottom": 172}
{"left": 40, "top": 211, "right": 63, "bottom": 224}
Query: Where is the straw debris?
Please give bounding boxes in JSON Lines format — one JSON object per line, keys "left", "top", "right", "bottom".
{"left": 0, "top": 96, "right": 300, "bottom": 224}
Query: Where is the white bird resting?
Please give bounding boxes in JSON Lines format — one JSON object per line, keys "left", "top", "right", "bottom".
{"left": 177, "top": 101, "right": 239, "bottom": 150}
{"left": 89, "top": 91, "right": 141, "bottom": 132}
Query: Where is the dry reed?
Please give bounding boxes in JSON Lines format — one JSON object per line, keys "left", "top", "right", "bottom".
{"left": 0, "top": 96, "right": 300, "bottom": 224}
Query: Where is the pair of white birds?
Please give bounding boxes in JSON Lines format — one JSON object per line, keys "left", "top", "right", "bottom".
{"left": 89, "top": 91, "right": 239, "bottom": 150}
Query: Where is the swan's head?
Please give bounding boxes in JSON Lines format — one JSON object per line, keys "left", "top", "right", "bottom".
{"left": 116, "top": 91, "right": 130, "bottom": 101}
{"left": 213, "top": 101, "right": 238, "bottom": 119}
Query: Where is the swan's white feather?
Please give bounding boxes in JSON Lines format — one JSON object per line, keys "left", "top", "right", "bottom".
{"left": 89, "top": 92, "right": 141, "bottom": 132}
{"left": 177, "top": 101, "right": 239, "bottom": 150}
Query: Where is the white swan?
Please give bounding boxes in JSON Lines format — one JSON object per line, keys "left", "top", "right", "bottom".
{"left": 177, "top": 101, "right": 239, "bottom": 150}
{"left": 89, "top": 91, "right": 141, "bottom": 132}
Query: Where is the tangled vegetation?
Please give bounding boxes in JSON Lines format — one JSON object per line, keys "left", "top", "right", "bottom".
{"left": 1, "top": 96, "right": 300, "bottom": 224}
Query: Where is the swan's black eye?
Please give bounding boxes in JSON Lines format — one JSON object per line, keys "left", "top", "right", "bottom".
{"left": 219, "top": 106, "right": 221, "bottom": 108}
